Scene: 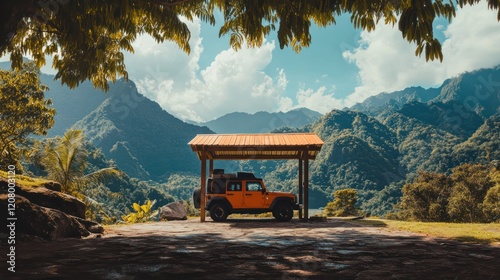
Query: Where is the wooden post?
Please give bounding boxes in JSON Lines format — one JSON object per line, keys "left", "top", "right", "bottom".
{"left": 298, "top": 158, "right": 303, "bottom": 220}
{"left": 304, "top": 151, "right": 309, "bottom": 222}
{"left": 200, "top": 152, "right": 207, "bottom": 222}
{"left": 209, "top": 159, "right": 213, "bottom": 176}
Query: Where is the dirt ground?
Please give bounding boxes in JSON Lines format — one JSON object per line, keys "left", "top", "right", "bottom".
{"left": 2, "top": 218, "right": 500, "bottom": 279}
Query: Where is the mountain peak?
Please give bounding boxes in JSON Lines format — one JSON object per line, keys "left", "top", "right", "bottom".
{"left": 201, "top": 108, "right": 322, "bottom": 133}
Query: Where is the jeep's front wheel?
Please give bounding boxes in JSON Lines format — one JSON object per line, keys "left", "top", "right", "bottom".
{"left": 273, "top": 203, "right": 293, "bottom": 222}
{"left": 210, "top": 204, "right": 229, "bottom": 222}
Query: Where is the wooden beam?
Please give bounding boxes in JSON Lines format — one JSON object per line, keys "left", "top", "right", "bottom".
{"left": 298, "top": 158, "right": 303, "bottom": 220}
{"left": 205, "top": 155, "right": 309, "bottom": 160}
{"left": 200, "top": 152, "right": 207, "bottom": 222}
{"left": 304, "top": 152, "right": 309, "bottom": 222}
{"left": 209, "top": 159, "right": 214, "bottom": 175}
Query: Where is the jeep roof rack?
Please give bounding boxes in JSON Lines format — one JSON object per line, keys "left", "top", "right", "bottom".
{"left": 237, "top": 172, "right": 259, "bottom": 180}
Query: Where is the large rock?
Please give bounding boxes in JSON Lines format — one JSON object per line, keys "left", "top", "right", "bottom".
{"left": 0, "top": 194, "right": 90, "bottom": 239}
{"left": 159, "top": 201, "right": 187, "bottom": 221}
{"left": 0, "top": 178, "right": 86, "bottom": 218}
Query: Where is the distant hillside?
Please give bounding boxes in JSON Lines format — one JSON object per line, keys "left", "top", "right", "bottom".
{"left": 73, "top": 79, "right": 213, "bottom": 180}
{"left": 432, "top": 67, "right": 500, "bottom": 118}
{"left": 351, "top": 86, "right": 440, "bottom": 115}
{"left": 351, "top": 66, "right": 500, "bottom": 118}
{"left": 257, "top": 103, "right": 497, "bottom": 215}
{"left": 200, "top": 108, "right": 322, "bottom": 133}
{"left": 41, "top": 75, "right": 109, "bottom": 136}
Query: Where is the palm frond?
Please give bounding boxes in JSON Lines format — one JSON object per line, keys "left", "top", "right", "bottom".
{"left": 80, "top": 167, "right": 122, "bottom": 187}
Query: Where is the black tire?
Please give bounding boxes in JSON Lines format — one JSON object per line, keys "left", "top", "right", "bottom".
{"left": 210, "top": 203, "right": 229, "bottom": 222}
{"left": 192, "top": 188, "right": 201, "bottom": 209}
{"left": 273, "top": 203, "right": 293, "bottom": 222}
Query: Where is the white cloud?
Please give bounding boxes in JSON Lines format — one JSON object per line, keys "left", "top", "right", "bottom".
{"left": 125, "top": 18, "right": 289, "bottom": 122}
{"left": 343, "top": 1, "right": 500, "bottom": 105}
{"left": 278, "top": 85, "right": 345, "bottom": 114}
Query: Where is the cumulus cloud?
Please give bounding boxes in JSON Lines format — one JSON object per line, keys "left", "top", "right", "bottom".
{"left": 124, "top": 18, "right": 290, "bottom": 122}
{"left": 343, "top": 1, "right": 500, "bottom": 105}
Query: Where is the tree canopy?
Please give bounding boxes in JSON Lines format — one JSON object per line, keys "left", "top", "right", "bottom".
{"left": 1, "top": 0, "right": 499, "bottom": 90}
{"left": 397, "top": 163, "right": 500, "bottom": 222}
{"left": 0, "top": 62, "right": 55, "bottom": 170}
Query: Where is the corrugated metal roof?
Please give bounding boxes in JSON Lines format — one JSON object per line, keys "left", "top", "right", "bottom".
{"left": 188, "top": 133, "right": 323, "bottom": 147}
{"left": 188, "top": 133, "right": 324, "bottom": 160}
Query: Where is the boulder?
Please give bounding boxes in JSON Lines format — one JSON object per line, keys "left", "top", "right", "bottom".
{"left": 159, "top": 201, "right": 187, "bottom": 221}
{"left": 0, "top": 194, "right": 90, "bottom": 239}
{"left": 0, "top": 178, "right": 86, "bottom": 218}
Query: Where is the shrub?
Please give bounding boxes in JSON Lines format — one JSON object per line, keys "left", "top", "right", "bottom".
{"left": 325, "top": 189, "right": 359, "bottom": 217}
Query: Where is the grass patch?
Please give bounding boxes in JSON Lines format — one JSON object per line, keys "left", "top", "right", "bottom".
{"left": 354, "top": 218, "right": 500, "bottom": 245}
{"left": 0, "top": 170, "right": 51, "bottom": 188}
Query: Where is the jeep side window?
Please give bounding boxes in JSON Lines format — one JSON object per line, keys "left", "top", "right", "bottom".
{"left": 210, "top": 179, "right": 225, "bottom": 194}
{"left": 246, "top": 182, "right": 262, "bottom": 192}
{"left": 227, "top": 182, "right": 242, "bottom": 191}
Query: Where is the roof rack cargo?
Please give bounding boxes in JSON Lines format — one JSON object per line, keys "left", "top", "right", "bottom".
{"left": 212, "top": 169, "right": 224, "bottom": 175}
{"left": 236, "top": 172, "right": 257, "bottom": 180}
{"left": 212, "top": 173, "right": 236, "bottom": 179}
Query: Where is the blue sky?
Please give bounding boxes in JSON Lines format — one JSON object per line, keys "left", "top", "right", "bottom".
{"left": 3, "top": 2, "right": 500, "bottom": 122}
{"left": 123, "top": 2, "right": 500, "bottom": 122}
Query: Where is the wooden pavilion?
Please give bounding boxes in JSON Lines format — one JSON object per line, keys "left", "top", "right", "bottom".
{"left": 188, "top": 133, "right": 324, "bottom": 222}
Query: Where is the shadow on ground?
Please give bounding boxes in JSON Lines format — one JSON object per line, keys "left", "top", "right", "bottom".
{"left": 1, "top": 219, "right": 499, "bottom": 279}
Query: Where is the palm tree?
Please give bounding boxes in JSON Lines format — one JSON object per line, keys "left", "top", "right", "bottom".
{"left": 38, "top": 129, "right": 120, "bottom": 196}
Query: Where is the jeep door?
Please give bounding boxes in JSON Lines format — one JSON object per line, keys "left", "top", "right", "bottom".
{"left": 244, "top": 181, "right": 266, "bottom": 208}
{"left": 226, "top": 181, "right": 244, "bottom": 209}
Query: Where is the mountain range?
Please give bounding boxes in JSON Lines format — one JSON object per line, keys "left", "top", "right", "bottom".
{"left": 70, "top": 79, "right": 213, "bottom": 180}
{"left": 214, "top": 66, "right": 500, "bottom": 213}
{"left": 2, "top": 61, "right": 499, "bottom": 215}
{"left": 351, "top": 66, "right": 500, "bottom": 119}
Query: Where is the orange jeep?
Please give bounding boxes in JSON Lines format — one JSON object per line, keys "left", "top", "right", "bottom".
{"left": 193, "top": 170, "right": 299, "bottom": 222}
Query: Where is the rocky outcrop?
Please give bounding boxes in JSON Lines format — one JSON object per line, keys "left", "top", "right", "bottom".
{"left": 0, "top": 178, "right": 85, "bottom": 218}
{"left": 0, "top": 178, "right": 103, "bottom": 239}
{"left": 159, "top": 201, "right": 187, "bottom": 221}
{"left": 0, "top": 194, "right": 90, "bottom": 239}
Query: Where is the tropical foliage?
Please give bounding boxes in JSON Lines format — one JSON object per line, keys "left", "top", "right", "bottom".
{"left": 0, "top": 62, "right": 55, "bottom": 170}
{"left": 2, "top": 1, "right": 498, "bottom": 90}
{"left": 122, "top": 199, "right": 159, "bottom": 223}
{"left": 24, "top": 130, "right": 179, "bottom": 224}
{"left": 31, "top": 129, "right": 121, "bottom": 196}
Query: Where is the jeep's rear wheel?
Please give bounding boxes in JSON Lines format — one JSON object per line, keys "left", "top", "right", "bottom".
{"left": 210, "top": 204, "right": 229, "bottom": 222}
{"left": 273, "top": 203, "right": 293, "bottom": 222}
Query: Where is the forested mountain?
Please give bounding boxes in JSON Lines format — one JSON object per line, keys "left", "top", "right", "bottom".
{"left": 41, "top": 75, "right": 109, "bottom": 136}
{"left": 433, "top": 67, "right": 500, "bottom": 118}
{"left": 199, "top": 108, "right": 322, "bottom": 133}
{"left": 5, "top": 60, "right": 498, "bottom": 218}
{"left": 250, "top": 67, "right": 500, "bottom": 215}
{"left": 257, "top": 109, "right": 499, "bottom": 215}
{"left": 72, "top": 79, "right": 212, "bottom": 180}
{"left": 350, "top": 86, "right": 440, "bottom": 115}
{"left": 351, "top": 66, "right": 500, "bottom": 118}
